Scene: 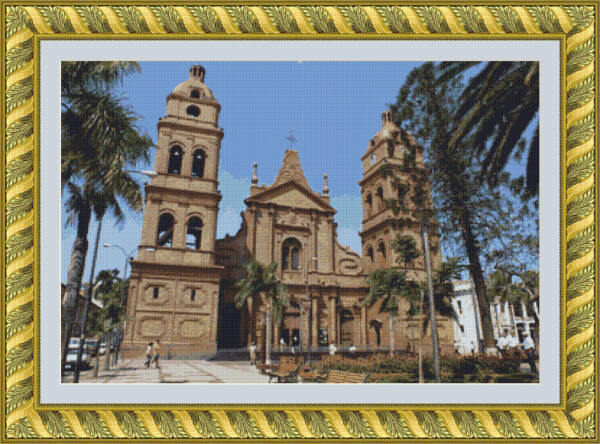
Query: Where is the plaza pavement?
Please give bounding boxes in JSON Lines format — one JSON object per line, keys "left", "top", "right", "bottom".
{"left": 77, "top": 357, "right": 270, "bottom": 384}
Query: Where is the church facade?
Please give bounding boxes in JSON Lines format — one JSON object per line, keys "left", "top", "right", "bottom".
{"left": 124, "top": 66, "right": 454, "bottom": 357}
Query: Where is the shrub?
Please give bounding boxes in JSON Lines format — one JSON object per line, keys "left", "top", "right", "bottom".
{"left": 310, "top": 352, "right": 523, "bottom": 383}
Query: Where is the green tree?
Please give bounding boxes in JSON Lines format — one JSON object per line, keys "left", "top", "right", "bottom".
{"left": 436, "top": 61, "right": 539, "bottom": 197}
{"left": 87, "top": 269, "right": 129, "bottom": 337}
{"left": 391, "top": 234, "right": 420, "bottom": 265}
{"left": 234, "top": 260, "right": 288, "bottom": 365}
{"left": 86, "top": 269, "right": 129, "bottom": 376}
{"left": 391, "top": 62, "right": 499, "bottom": 351}
{"left": 61, "top": 61, "right": 153, "bottom": 376}
{"left": 409, "top": 258, "right": 462, "bottom": 330}
{"left": 362, "top": 268, "right": 416, "bottom": 356}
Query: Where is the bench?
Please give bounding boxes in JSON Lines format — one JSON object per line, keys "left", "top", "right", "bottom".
{"left": 266, "top": 363, "right": 300, "bottom": 383}
{"left": 256, "top": 363, "right": 276, "bottom": 372}
{"left": 326, "top": 369, "right": 368, "bottom": 383}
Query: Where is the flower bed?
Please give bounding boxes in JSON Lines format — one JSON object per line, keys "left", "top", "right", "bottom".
{"left": 308, "top": 352, "right": 534, "bottom": 383}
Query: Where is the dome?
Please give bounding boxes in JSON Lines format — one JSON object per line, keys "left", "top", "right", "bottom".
{"left": 172, "top": 65, "right": 215, "bottom": 100}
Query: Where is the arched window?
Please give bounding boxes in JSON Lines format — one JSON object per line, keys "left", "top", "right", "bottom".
{"left": 157, "top": 213, "right": 174, "bottom": 247}
{"left": 191, "top": 149, "right": 206, "bottom": 178}
{"left": 186, "top": 217, "right": 203, "bottom": 249}
{"left": 168, "top": 146, "right": 183, "bottom": 174}
{"left": 365, "top": 194, "right": 373, "bottom": 217}
{"left": 376, "top": 187, "right": 384, "bottom": 211}
{"left": 378, "top": 242, "right": 386, "bottom": 262}
{"left": 282, "top": 238, "right": 302, "bottom": 271}
{"left": 367, "top": 247, "right": 374, "bottom": 262}
{"left": 190, "top": 89, "right": 200, "bottom": 99}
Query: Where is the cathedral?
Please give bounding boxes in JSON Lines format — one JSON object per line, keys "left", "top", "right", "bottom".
{"left": 124, "top": 65, "right": 454, "bottom": 357}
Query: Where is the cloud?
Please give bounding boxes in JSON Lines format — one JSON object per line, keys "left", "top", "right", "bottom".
{"left": 217, "top": 170, "right": 250, "bottom": 238}
{"left": 331, "top": 194, "right": 363, "bottom": 254}
{"left": 330, "top": 194, "right": 363, "bottom": 230}
{"left": 336, "top": 226, "right": 362, "bottom": 254}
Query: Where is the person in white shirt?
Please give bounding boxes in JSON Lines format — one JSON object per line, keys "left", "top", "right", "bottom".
{"left": 279, "top": 338, "right": 286, "bottom": 349}
{"left": 507, "top": 330, "right": 519, "bottom": 350}
{"left": 349, "top": 344, "right": 357, "bottom": 355}
{"left": 496, "top": 331, "right": 508, "bottom": 355}
{"left": 144, "top": 342, "right": 154, "bottom": 368}
{"left": 248, "top": 342, "right": 257, "bottom": 365}
{"left": 522, "top": 332, "right": 537, "bottom": 373}
{"left": 328, "top": 342, "right": 337, "bottom": 356}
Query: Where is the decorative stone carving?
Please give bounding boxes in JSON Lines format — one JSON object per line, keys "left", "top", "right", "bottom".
{"left": 180, "top": 320, "right": 207, "bottom": 338}
{"left": 272, "top": 150, "right": 310, "bottom": 189}
{"left": 140, "top": 318, "right": 166, "bottom": 337}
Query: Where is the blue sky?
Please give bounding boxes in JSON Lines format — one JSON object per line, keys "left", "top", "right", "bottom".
{"left": 61, "top": 61, "right": 429, "bottom": 283}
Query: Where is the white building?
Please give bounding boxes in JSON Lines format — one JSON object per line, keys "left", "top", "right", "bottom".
{"left": 451, "top": 281, "right": 484, "bottom": 355}
{"left": 451, "top": 280, "right": 538, "bottom": 355}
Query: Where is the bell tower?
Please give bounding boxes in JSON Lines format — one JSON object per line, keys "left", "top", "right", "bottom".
{"left": 358, "top": 110, "right": 441, "bottom": 278}
{"left": 124, "top": 66, "right": 223, "bottom": 357}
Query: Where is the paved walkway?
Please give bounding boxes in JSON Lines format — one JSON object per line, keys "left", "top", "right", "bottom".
{"left": 77, "top": 358, "right": 269, "bottom": 384}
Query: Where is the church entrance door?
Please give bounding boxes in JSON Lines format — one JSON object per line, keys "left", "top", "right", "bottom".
{"left": 340, "top": 310, "right": 355, "bottom": 345}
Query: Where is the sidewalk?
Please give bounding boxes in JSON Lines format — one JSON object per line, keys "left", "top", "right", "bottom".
{"left": 77, "top": 358, "right": 269, "bottom": 384}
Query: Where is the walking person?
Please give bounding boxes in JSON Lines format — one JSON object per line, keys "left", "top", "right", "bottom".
{"left": 496, "top": 330, "right": 508, "bottom": 357}
{"left": 144, "top": 342, "right": 154, "bottom": 368}
{"left": 152, "top": 339, "right": 160, "bottom": 369}
{"left": 328, "top": 342, "right": 337, "bottom": 356}
{"left": 522, "top": 332, "right": 537, "bottom": 374}
{"left": 248, "top": 342, "right": 257, "bottom": 366}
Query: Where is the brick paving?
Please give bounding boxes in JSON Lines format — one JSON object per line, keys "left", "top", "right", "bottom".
{"left": 74, "top": 355, "right": 269, "bottom": 384}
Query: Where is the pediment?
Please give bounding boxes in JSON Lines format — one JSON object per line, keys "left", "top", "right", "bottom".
{"left": 248, "top": 182, "right": 334, "bottom": 212}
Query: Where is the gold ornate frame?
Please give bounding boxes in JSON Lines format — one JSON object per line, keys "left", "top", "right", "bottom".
{"left": 2, "top": 1, "right": 597, "bottom": 441}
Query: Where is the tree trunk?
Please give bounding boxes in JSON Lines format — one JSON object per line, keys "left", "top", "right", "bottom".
{"left": 265, "top": 298, "right": 273, "bottom": 365}
{"left": 418, "top": 289, "right": 425, "bottom": 384}
{"left": 423, "top": 225, "right": 440, "bottom": 383}
{"left": 61, "top": 203, "right": 92, "bottom": 378}
{"left": 74, "top": 216, "right": 103, "bottom": 383}
{"left": 461, "top": 211, "right": 495, "bottom": 351}
{"left": 389, "top": 311, "right": 395, "bottom": 356}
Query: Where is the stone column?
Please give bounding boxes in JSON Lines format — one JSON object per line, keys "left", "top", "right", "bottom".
{"left": 181, "top": 142, "right": 193, "bottom": 177}
{"left": 274, "top": 321, "right": 280, "bottom": 349}
{"left": 311, "top": 296, "right": 319, "bottom": 347}
{"left": 328, "top": 296, "right": 336, "bottom": 344}
{"left": 141, "top": 200, "right": 159, "bottom": 245}
{"left": 311, "top": 212, "right": 318, "bottom": 263}
{"left": 361, "top": 304, "right": 368, "bottom": 346}
{"left": 247, "top": 296, "right": 254, "bottom": 345}
{"left": 206, "top": 139, "right": 220, "bottom": 181}
{"left": 203, "top": 206, "right": 218, "bottom": 254}
{"left": 173, "top": 205, "right": 187, "bottom": 249}
{"left": 268, "top": 207, "right": 276, "bottom": 263}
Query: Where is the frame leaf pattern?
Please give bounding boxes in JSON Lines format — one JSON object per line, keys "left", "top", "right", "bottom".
{"left": 2, "top": 2, "right": 595, "bottom": 440}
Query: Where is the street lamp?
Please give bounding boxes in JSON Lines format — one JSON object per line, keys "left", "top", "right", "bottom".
{"left": 299, "top": 256, "right": 318, "bottom": 364}
{"left": 103, "top": 243, "right": 144, "bottom": 365}
{"left": 71, "top": 170, "right": 156, "bottom": 381}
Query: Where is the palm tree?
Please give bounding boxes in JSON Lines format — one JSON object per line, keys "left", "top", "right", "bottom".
{"left": 410, "top": 259, "right": 461, "bottom": 330}
{"left": 61, "top": 61, "right": 153, "bottom": 376}
{"left": 436, "top": 62, "right": 539, "bottom": 197}
{"left": 392, "top": 62, "right": 498, "bottom": 352}
{"left": 488, "top": 268, "right": 539, "bottom": 334}
{"left": 234, "top": 260, "right": 288, "bottom": 365}
{"left": 362, "top": 268, "right": 416, "bottom": 356}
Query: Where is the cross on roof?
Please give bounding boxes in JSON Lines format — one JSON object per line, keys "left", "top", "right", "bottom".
{"left": 285, "top": 130, "right": 296, "bottom": 149}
